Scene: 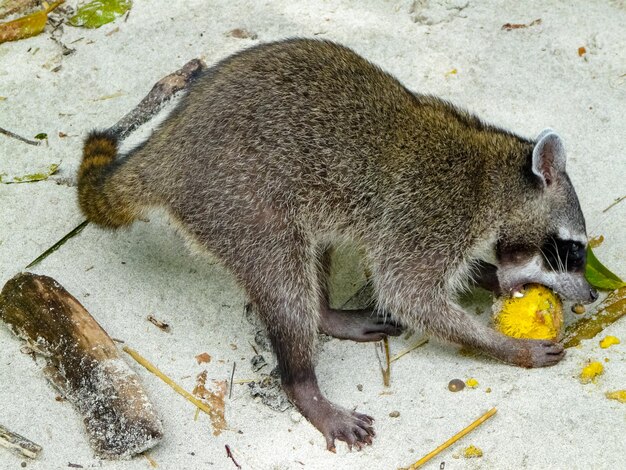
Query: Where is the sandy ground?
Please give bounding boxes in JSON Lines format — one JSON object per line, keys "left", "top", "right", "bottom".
{"left": 1, "top": 1, "right": 625, "bottom": 469}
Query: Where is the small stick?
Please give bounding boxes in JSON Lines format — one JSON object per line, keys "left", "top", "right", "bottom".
{"left": 0, "top": 424, "right": 42, "bottom": 459}
{"left": 0, "top": 126, "right": 42, "bottom": 146}
{"left": 123, "top": 346, "right": 213, "bottom": 416}
{"left": 143, "top": 452, "right": 158, "bottom": 468}
{"left": 225, "top": 444, "right": 242, "bottom": 469}
{"left": 375, "top": 337, "right": 391, "bottom": 387}
{"left": 391, "top": 337, "right": 429, "bottom": 363}
{"left": 406, "top": 408, "right": 497, "bottom": 469}
{"left": 229, "top": 362, "right": 236, "bottom": 399}
{"left": 25, "top": 220, "right": 89, "bottom": 269}
{"left": 603, "top": 195, "right": 625, "bottom": 213}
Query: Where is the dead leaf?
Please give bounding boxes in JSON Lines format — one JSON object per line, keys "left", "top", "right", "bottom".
{"left": 195, "top": 352, "right": 212, "bottom": 364}
{"left": 193, "top": 371, "right": 227, "bottom": 436}
{"left": 0, "top": 1, "right": 64, "bottom": 44}
{"left": 501, "top": 18, "right": 541, "bottom": 31}
{"left": 578, "top": 46, "right": 587, "bottom": 57}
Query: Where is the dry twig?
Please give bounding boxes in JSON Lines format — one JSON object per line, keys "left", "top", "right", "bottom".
{"left": 405, "top": 408, "right": 497, "bottom": 469}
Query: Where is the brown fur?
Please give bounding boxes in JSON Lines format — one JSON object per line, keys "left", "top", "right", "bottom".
{"left": 77, "top": 39, "right": 579, "bottom": 449}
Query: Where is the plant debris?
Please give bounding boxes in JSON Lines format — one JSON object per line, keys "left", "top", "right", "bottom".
{"left": 580, "top": 361, "right": 603, "bottom": 384}
{"left": 599, "top": 335, "right": 620, "bottom": 349}
{"left": 147, "top": 314, "right": 170, "bottom": 332}
{"left": 1, "top": 163, "right": 59, "bottom": 184}
{"left": 402, "top": 408, "right": 497, "bottom": 469}
{"left": 391, "top": 336, "right": 429, "bottom": 362}
{"left": 192, "top": 371, "right": 227, "bottom": 436}
{"left": 123, "top": 346, "right": 214, "bottom": 417}
{"left": 588, "top": 235, "right": 604, "bottom": 248}
{"left": 0, "top": 424, "right": 42, "bottom": 459}
{"left": 0, "top": 126, "right": 42, "bottom": 146}
{"left": 25, "top": 220, "right": 89, "bottom": 269}
{"left": 227, "top": 28, "right": 257, "bottom": 40}
{"left": 603, "top": 195, "right": 625, "bottom": 213}
{"left": 501, "top": 18, "right": 541, "bottom": 31}
{"left": 585, "top": 247, "right": 625, "bottom": 290}
{"left": 463, "top": 445, "right": 483, "bottom": 458}
{"left": 375, "top": 336, "right": 391, "bottom": 387}
{"left": 563, "top": 287, "right": 626, "bottom": 348}
{"left": 225, "top": 444, "right": 241, "bottom": 469}
{"left": 578, "top": 46, "right": 587, "bottom": 57}
{"left": 68, "top": 0, "right": 132, "bottom": 29}
{"left": 0, "top": 0, "right": 63, "bottom": 44}
{"left": 605, "top": 390, "right": 626, "bottom": 403}
{"left": 465, "top": 378, "right": 478, "bottom": 388}
{"left": 195, "top": 352, "right": 212, "bottom": 364}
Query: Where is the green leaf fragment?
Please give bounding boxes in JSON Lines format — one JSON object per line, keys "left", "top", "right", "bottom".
{"left": 34, "top": 132, "right": 48, "bottom": 140}
{"left": 68, "top": 0, "right": 132, "bottom": 29}
{"left": 2, "top": 163, "right": 59, "bottom": 184}
{"left": 586, "top": 247, "right": 625, "bottom": 291}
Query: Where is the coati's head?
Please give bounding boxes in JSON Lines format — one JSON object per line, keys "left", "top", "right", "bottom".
{"left": 495, "top": 129, "right": 598, "bottom": 304}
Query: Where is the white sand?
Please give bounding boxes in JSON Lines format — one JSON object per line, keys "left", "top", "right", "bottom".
{"left": 1, "top": 1, "right": 625, "bottom": 469}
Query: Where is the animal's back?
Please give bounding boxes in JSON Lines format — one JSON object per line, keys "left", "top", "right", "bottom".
{"left": 117, "top": 39, "right": 528, "bottom": 245}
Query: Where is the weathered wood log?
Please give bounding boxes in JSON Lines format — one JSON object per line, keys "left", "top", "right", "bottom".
{"left": 0, "top": 424, "right": 42, "bottom": 459}
{"left": 0, "top": 273, "right": 163, "bottom": 459}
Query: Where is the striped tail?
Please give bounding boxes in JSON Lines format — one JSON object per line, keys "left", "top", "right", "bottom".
{"left": 77, "top": 131, "right": 139, "bottom": 228}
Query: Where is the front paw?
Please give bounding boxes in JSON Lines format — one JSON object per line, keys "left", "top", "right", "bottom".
{"left": 510, "top": 339, "right": 565, "bottom": 368}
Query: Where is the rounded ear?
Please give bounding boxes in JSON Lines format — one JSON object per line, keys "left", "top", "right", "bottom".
{"left": 532, "top": 131, "right": 566, "bottom": 187}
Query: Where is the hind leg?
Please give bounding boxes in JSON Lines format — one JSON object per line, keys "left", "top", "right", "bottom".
{"left": 221, "top": 233, "right": 375, "bottom": 451}
{"left": 316, "top": 246, "right": 403, "bottom": 342}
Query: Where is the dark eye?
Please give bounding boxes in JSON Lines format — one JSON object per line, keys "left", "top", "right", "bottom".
{"left": 568, "top": 242, "right": 585, "bottom": 268}
{"left": 541, "top": 238, "right": 586, "bottom": 272}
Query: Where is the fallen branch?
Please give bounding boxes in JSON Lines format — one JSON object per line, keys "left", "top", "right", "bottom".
{"left": 0, "top": 273, "right": 163, "bottom": 459}
{"left": 0, "top": 424, "right": 42, "bottom": 459}
{"left": 0, "top": 126, "right": 42, "bottom": 146}
{"left": 405, "top": 407, "right": 497, "bottom": 469}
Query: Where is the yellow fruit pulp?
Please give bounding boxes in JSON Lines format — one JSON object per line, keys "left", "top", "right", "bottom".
{"left": 493, "top": 284, "right": 563, "bottom": 340}
{"left": 580, "top": 361, "right": 604, "bottom": 383}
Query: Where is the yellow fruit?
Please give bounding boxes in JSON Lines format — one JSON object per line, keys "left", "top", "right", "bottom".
{"left": 493, "top": 284, "right": 563, "bottom": 340}
{"left": 465, "top": 378, "right": 479, "bottom": 388}
{"left": 580, "top": 361, "right": 604, "bottom": 383}
{"left": 463, "top": 445, "right": 483, "bottom": 458}
{"left": 599, "top": 336, "right": 620, "bottom": 349}
{"left": 605, "top": 390, "right": 626, "bottom": 403}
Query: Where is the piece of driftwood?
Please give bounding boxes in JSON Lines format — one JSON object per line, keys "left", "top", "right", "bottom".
{"left": 0, "top": 273, "right": 163, "bottom": 459}
{"left": 0, "top": 424, "right": 42, "bottom": 459}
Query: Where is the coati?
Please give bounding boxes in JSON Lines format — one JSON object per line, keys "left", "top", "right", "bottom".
{"left": 77, "top": 39, "right": 597, "bottom": 451}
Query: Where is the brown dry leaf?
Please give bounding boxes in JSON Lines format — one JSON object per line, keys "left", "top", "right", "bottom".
{"left": 0, "top": 1, "right": 63, "bottom": 44}
{"left": 227, "top": 28, "right": 257, "bottom": 40}
{"left": 501, "top": 18, "right": 541, "bottom": 31}
{"left": 193, "top": 371, "right": 227, "bottom": 436}
{"left": 195, "top": 352, "right": 212, "bottom": 364}
{"left": 578, "top": 46, "right": 587, "bottom": 57}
